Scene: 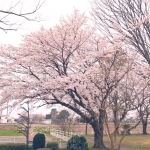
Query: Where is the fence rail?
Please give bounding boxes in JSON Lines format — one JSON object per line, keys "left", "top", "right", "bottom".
{"left": 50, "top": 129, "right": 76, "bottom": 142}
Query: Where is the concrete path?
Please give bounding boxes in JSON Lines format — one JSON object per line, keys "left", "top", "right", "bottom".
{"left": 86, "top": 137, "right": 136, "bottom": 150}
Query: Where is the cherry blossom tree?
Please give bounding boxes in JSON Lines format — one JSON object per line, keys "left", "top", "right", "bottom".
{"left": 0, "top": 11, "right": 134, "bottom": 149}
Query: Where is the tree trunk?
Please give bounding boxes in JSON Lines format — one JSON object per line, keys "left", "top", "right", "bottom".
{"left": 91, "top": 109, "right": 107, "bottom": 149}
{"left": 85, "top": 122, "right": 88, "bottom": 135}
{"left": 26, "top": 127, "right": 29, "bottom": 148}
{"left": 26, "top": 136, "right": 29, "bottom": 149}
{"left": 91, "top": 121, "right": 106, "bottom": 149}
{"left": 142, "top": 120, "right": 147, "bottom": 134}
{"left": 113, "top": 110, "right": 120, "bottom": 135}
{"left": 113, "top": 94, "right": 120, "bottom": 135}
{"left": 26, "top": 101, "right": 30, "bottom": 149}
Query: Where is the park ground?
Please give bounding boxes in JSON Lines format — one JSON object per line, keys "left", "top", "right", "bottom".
{"left": 0, "top": 124, "right": 150, "bottom": 150}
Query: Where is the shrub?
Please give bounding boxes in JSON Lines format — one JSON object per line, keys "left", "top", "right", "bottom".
{"left": 46, "top": 142, "right": 59, "bottom": 150}
{"left": 33, "top": 133, "right": 45, "bottom": 150}
{"left": 0, "top": 143, "right": 26, "bottom": 150}
{"left": 67, "top": 135, "right": 88, "bottom": 150}
{"left": 121, "top": 124, "right": 131, "bottom": 135}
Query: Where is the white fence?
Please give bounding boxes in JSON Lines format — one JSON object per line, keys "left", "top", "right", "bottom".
{"left": 50, "top": 129, "right": 76, "bottom": 148}
{"left": 50, "top": 129, "right": 75, "bottom": 142}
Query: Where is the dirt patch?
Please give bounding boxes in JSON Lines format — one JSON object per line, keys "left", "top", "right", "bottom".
{"left": 0, "top": 124, "right": 18, "bottom": 130}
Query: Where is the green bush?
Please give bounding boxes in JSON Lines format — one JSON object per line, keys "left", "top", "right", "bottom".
{"left": 0, "top": 143, "right": 26, "bottom": 150}
{"left": 46, "top": 142, "right": 59, "bottom": 150}
{"left": 33, "top": 133, "right": 45, "bottom": 150}
{"left": 67, "top": 135, "right": 88, "bottom": 150}
{"left": 121, "top": 124, "right": 131, "bottom": 135}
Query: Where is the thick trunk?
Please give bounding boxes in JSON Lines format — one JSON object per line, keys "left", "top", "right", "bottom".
{"left": 142, "top": 121, "right": 147, "bottom": 134}
{"left": 91, "top": 120, "right": 106, "bottom": 149}
{"left": 91, "top": 109, "right": 107, "bottom": 149}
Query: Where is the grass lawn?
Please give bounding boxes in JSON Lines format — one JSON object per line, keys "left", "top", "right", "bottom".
{"left": 0, "top": 130, "right": 23, "bottom": 136}
{"left": 102, "top": 134, "right": 150, "bottom": 150}
{"left": 115, "top": 134, "right": 150, "bottom": 150}
{"left": 84, "top": 134, "right": 150, "bottom": 150}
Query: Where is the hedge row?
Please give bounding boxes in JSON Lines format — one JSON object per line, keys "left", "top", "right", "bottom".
{"left": 0, "top": 143, "right": 26, "bottom": 150}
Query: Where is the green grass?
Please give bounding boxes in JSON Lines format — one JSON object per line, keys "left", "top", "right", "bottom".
{"left": 102, "top": 134, "right": 150, "bottom": 150}
{"left": 0, "top": 130, "right": 23, "bottom": 136}
{"left": 116, "top": 134, "right": 150, "bottom": 150}
{"left": 46, "top": 133, "right": 150, "bottom": 150}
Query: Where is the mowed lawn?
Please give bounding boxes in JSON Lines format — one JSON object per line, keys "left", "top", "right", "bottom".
{"left": 103, "top": 134, "right": 150, "bottom": 150}
{"left": 85, "top": 134, "right": 150, "bottom": 150}
{"left": 119, "top": 134, "right": 150, "bottom": 150}
{"left": 0, "top": 130, "right": 23, "bottom": 136}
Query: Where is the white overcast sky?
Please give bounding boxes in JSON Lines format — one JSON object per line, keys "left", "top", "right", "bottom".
{"left": 0, "top": 0, "right": 89, "bottom": 46}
